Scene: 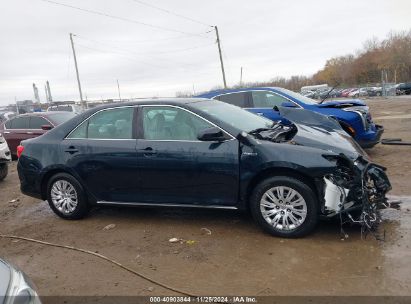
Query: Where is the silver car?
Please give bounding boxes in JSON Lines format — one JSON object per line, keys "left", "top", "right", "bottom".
{"left": 0, "top": 259, "right": 41, "bottom": 304}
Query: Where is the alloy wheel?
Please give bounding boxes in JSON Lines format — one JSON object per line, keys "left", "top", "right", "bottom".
{"left": 50, "top": 180, "right": 78, "bottom": 214}
{"left": 260, "top": 186, "right": 307, "bottom": 231}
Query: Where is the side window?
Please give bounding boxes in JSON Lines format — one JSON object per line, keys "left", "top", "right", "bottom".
{"left": 67, "top": 107, "right": 134, "bottom": 139}
{"left": 67, "top": 121, "right": 87, "bottom": 139}
{"left": 143, "top": 106, "right": 213, "bottom": 141}
{"left": 216, "top": 92, "right": 248, "bottom": 108}
{"left": 252, "top": 91, "right": 290, "bottom": 108}
{"left": 5, "top": 120, "right": 12, "bottom": 129}
{"left": 8, "top": 117, "right": 29, "bottom": 129}
{"left": 29, "top": 117, "right": 49, "bottom": 129}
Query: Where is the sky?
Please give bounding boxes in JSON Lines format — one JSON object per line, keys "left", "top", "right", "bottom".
{"left": 0, "top": 0, "right": 410, "bottom": 105}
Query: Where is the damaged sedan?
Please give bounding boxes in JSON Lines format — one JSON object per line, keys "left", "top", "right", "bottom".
{"left": 17, "top": 99, "right": 391, "bottom": 238}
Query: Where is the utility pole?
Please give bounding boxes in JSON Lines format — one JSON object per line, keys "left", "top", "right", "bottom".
{"left": 116, "top": 79, "right": 122, "bottom": 102}
{"left": 240, "top": 67, "right": 243, "bottom": 86}
{"left": 214, "top": 26, "right": 227, "bottom": 89}
{"left": 70, "top": 33, "right": 85, "bottom": 109}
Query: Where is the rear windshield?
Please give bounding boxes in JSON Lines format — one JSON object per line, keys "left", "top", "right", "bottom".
{"left": 48, "top": 112, "right": 76, "bottom": 125}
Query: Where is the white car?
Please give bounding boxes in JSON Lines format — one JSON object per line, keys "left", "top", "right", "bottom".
{"left": 0, "top": 133, "right": 11, "bottom": 181}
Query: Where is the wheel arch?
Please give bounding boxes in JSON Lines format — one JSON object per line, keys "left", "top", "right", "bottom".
{"left": 40, "top": 167, "right": 93, "bottom": 202}
{"left": 245, "top": 167, "right": 320, "bottom": 210}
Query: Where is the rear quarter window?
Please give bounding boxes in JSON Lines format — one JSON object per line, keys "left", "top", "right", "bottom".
{"left": 215, "top": 92, "right": 248, "bottom": 108}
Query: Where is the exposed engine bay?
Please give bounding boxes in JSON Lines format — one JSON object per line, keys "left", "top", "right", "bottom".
{"left": 248, "top": 123, "right": 297, "bottom": 143}
{"left": 321, "top": 154, "right": 392, "bottom": 238}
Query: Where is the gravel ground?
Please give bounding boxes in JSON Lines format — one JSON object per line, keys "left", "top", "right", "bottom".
{"left": 0, "top": 96, "right": 410, "bottom": 301}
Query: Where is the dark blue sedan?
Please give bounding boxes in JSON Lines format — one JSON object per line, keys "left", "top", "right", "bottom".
{"left": 17, "top": 99, "right": 391, "bottom": 238}
{"left": 197, "top": 87, "right": 384, "bottom": 148}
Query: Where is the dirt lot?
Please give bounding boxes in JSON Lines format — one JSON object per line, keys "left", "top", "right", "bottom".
{"left": 0, "top": 97, "right": 411, "bottom": 301}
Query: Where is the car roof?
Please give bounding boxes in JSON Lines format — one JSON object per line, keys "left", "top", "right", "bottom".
{"left": 87, "top": 98, "right": 212, "bottom": 111}
{"left": 16, "top": 111, "right": 70, "bottom": 117}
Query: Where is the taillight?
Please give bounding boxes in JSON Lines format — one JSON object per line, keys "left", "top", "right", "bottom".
{"left": 17, "top": 145, "right": 24, "bottom": 158}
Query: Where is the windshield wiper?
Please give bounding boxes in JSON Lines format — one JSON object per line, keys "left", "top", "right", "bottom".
{"left": 319, "top": 81, "right": 340, "bottom": 104}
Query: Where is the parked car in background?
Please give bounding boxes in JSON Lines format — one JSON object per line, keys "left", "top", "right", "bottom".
{"left": 396, "top": 82, "right": 411, "bottom": 95}
{"left": 367, "top": 87, "right": 382, "bottom": 97}
{"left": 17, "top": 99, "right": 391, "bottom": 238}
{"left": 0, "top": 112, "right": 75, "bottom": 158}
{"left": 0, "top": 258, "right": 41, "bottom": 304}
{"left": 47, "top": 104, "right": 82, "bottom": 115}
{"left": 341, "top": 88, "right": 357, "bottom": 97}
{"left": 197, "top": 87, "right": 384, "bottom": 148}
{"left": 348, "top": 87, "right": 369, "bottom": 97}
{"left": 0, "top": 133, "right": 11, "bottom": 181}
{"left": 301, "top": 90, "right": 316, "bottom": 99}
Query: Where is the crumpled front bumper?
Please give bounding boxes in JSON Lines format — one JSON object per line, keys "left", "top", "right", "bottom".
{"left": 321, "top": 155, "right": 392, "bottom": 231}
{"left": 357, "top": 124, "right": 384, "bottom": 149}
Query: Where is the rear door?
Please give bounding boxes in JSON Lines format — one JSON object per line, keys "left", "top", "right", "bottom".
{"left": 28, "top": 116, "right": 48, "bottom": 138}
{"left": 2, "top": 116, "right": 30, "bottom": 156}
{"left": 134, "top": 105, "right": 239, "bottom": 206}
{"left": 63, "top": 106, "right": 139, "bottom": 202}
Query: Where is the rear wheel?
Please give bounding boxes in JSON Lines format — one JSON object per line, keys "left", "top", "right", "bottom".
{"left": 0, "top": 164, "right": 8, "bottom": 181}
{"left": 250, "top": 176, "right": 318, "bottom": 238}
{"left": 46, "top": 173, "right": 89, "bottom": 219}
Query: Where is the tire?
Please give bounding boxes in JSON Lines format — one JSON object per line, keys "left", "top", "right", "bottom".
{"left": 46, "top": 173, "right": 89, "bottom": 219}
{"left": 0, "top": 164, "right": 8, "bottom": 181}
{"left": 249, "top": 176, "right": 318, "bottom": 238}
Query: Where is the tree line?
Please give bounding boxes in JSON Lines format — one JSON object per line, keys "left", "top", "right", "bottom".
{"left": 177, "top": 29, "right": 411, "bottom": 96}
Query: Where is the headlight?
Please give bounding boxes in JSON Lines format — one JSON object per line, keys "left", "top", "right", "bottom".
{"left": 343, "top": 107, "right": 370, "bottom": 131}
{"left": 5, "top": 266, "right": 41, "bottom": 304}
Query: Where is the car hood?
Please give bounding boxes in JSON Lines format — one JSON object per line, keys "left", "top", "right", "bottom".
{"left": 316, "top": 99, "right": 366, "bottom": 108}
{"left": 290, "top": 123, "right": 365, "bottom": 159}
{"left": 278, "top": 106, "right": 366, "bottom": 159}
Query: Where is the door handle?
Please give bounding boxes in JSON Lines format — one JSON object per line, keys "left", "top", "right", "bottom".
{"left": 27, "top": 132, "right": 33, "bottom": 135}
{"left": 256, "top": 112, "right": 263, "bottom": 116}
{"left": 138, "top": 147, "right": 156, "bottom": 157}
{"left": 65, "top": 146, "right": 79, "bottom": 154}
{"left": 3, "top": 131, "right": 10, "bottom": 134}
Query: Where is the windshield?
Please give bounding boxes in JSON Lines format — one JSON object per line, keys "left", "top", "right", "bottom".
{"left": 191, "top": 100, "right": 273, "bottom": 132}
{"left": 275, "top": 88, "right": 319, "bottom": 105}
{"left": 48, "top": 112, "right": 76, "bottom": 125}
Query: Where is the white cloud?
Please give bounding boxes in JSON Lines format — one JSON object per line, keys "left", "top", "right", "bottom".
{"left": 0, "top": 0, "right": 409, "bottom": 105}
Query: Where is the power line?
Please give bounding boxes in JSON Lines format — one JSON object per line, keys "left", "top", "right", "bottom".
{"left": 130, "top": 0, "right": 212, "bottom": 27}
{"left": 37, "top": 0, "right": 209, "bottom": 37}
{"left": 75, "top": 34, "right": 213, "bottom": 55}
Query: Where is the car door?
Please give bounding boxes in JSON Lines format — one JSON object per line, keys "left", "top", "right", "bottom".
{"left": 63, "top": 106, "right": 140, "bottom": 202}
{"left": 28, "top": 116, "right": 48, "bottom": 138}
{"left": 134, "top": 105, "right": 239, "bottom": 206}
{"left": 2, "top": 116, "right": 30, "bottom": 156}
{"left": 247, "top": 90, "right": 294, "bottom": 121}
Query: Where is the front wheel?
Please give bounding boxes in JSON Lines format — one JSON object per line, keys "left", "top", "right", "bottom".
{"left": 46, "top": 173, "right": 89, "bottom": 219}
{"left": 0, "top": 164, "right": 8, "bottom": 181}
{"left": 250, "top": 176, "right": 318, "bottom": 238}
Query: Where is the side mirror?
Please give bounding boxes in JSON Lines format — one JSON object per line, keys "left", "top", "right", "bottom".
{"left": 41, "top": 124, "right": 53, "bottom": 131}
{"left": 197, "top": 127, "right": 225, "bottom": 141}
{"left": 281, "top": 101, "right": 297, "bottom": 108}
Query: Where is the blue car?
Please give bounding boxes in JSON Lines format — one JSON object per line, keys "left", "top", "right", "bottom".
{"left": 196, "top": 87, "right": 384, "bottom": 148}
